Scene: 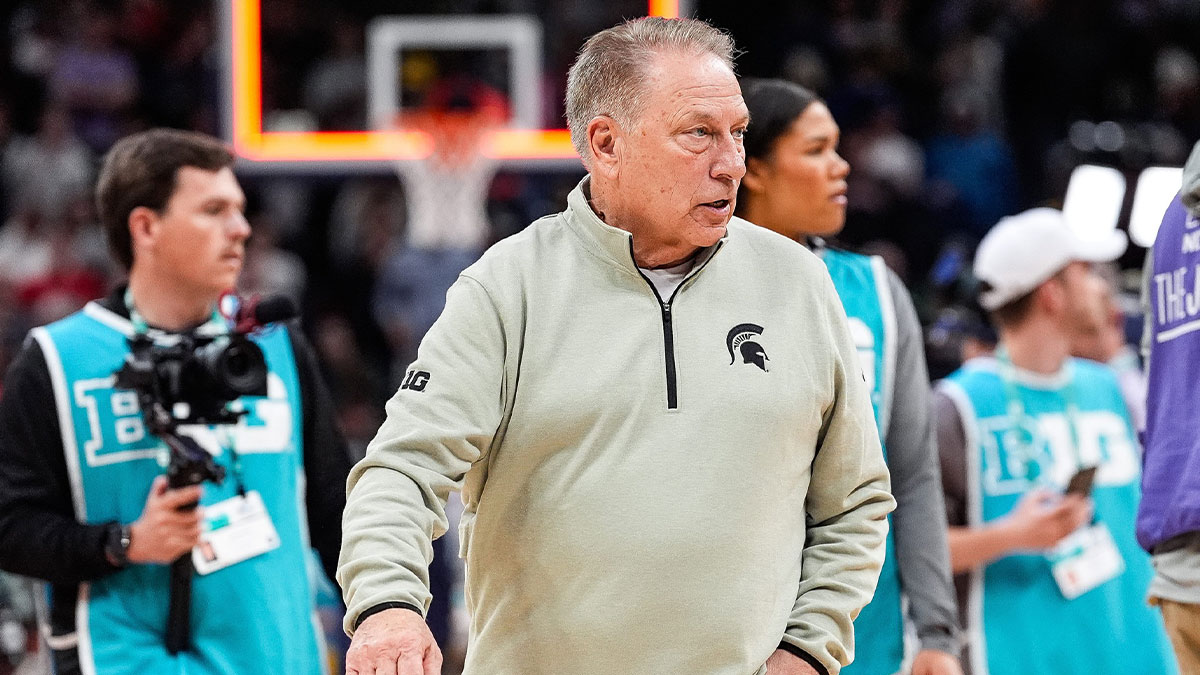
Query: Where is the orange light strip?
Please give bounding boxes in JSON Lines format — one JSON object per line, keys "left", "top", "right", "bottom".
{"left": 649, "top": 0, "right": 680, "bottom": 18}
{"left": 247, "top": 131, "right": 434, "bottom": 162}
{"left": 486, "top": 130, "right": 577, "bottom": 159}
{"left": 231, "top": 0, "right": 262, "bottom": 156}
{"left": 230, "top": 0, "right": 674, "bottom": 163}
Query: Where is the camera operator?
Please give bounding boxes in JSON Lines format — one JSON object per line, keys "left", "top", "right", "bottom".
{"left": 0, "top": 128, "right": 351, "bottom": 675}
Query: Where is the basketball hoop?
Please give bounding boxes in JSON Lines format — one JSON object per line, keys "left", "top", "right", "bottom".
{"left": 392, "top": 93, "right": 506, "bottom": 250}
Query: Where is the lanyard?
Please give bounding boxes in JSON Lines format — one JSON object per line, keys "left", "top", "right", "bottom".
{"left": 994, "top": 348, "right": 1085, "bottom": 482}
{"left": 123, "top": 288, "right": 228, "bottom": 336}
{"left": 217, "top": 426, "right": 248, "bottom": 497}
{"left": 124, "top": 289, "right": 249, "bottom": 495}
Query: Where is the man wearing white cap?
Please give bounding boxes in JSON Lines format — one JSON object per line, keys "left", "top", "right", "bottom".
{"left": 932, "top": 208, "right": 1177, "bottom": 675}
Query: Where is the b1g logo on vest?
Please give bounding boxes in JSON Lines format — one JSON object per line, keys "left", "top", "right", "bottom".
{"left": 73, "top": 373, "right": 294, "bottom": 467}
{"left": 977, "top": 409, "right": 1139, "bottom": 496}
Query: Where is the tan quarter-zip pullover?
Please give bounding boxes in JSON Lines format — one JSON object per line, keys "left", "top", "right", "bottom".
{"left": 339, "top": 178, "right": 894, "bottom": 675}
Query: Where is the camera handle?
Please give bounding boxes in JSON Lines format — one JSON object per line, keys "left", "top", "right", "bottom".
{"left": 165, "top": 548, "right": 192, "bottom": 655}
{"left": 159, "top": 431, "right": 226, "bottom": 655}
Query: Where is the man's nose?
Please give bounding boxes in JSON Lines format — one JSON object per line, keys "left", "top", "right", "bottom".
{"left": 228, "top": 211, "right": 251, "bottom": 240}
{"left": 711, "top": 133, "right": 746, "bottom": 182}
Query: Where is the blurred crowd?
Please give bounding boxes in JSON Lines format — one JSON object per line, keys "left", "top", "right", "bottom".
{"left": 1, "top": 0, "right": 1198, "bottom": 436}
{"left": 710, "top": 0, "right": 1199, "bottom": 378}
{"left": 0, "top": 1, "right": 1197, "bottom": 670}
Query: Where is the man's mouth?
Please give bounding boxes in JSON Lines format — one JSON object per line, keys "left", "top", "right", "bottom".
{"left": 701, "top": 199, "right": 731, "bottom": 210}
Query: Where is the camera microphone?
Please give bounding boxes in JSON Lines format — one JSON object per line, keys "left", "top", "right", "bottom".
{"left": 234, "top": 295, "right": 297, "bottom": 333}
{"left": 252, "top": 295, "right": 297, "bottom": 324}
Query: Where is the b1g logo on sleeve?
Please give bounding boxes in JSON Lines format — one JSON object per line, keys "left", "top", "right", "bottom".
{"left": 401, "top": 369, "right": 430, "bottom": 392}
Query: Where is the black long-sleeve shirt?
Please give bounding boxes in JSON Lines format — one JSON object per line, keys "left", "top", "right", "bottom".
{"left": 0, "top": 291, "right": 350, "bottom": 586}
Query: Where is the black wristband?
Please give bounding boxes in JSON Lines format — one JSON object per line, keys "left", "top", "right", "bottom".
{"left": 353, "top": 601, "right": 424, "bottom": 630}
{"left": 777, "top": 641, "right": 829, "bottom": 675}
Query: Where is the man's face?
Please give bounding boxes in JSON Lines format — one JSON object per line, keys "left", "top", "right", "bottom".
{"left": 1057, "top": 261, "right": 1112, "bottom": 340}
{"left": 604, "top": 51, "right": 748, "bottom": 257}
{"left": 149, "top": 166, "right": 249, "bottom": 298}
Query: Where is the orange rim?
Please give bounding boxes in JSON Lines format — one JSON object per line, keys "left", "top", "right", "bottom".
{"left": 230, "top": 0, "right": 680, "bottom": 162}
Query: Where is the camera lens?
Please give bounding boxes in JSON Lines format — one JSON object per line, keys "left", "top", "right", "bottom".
{"left": 192, "top": 336, "right": 268, "bottom": 400}
{"left": 214, "top": 340, "right": 268, "bottom": 395}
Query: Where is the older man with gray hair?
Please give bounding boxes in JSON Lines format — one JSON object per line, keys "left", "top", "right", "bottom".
{"left": 339, "top": 17, "right": 893, "bottom": 675}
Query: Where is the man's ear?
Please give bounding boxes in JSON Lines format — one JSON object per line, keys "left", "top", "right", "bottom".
{"left": 586, "top": 116, "right": 621, "bottom": 178}
{"left": 1035, "top": 278, "right": 1066, "bottom": 316}
{"left": 741, "top": 156, "right": 769, "bottom": 195}
{"left": 127, "top": 206, "right": 159, "bottom": 252}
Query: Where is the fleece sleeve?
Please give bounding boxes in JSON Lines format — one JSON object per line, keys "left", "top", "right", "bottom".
{"left": 337, "top": 274, "right": 507, "bottom": 633}
{"left": 779, "top": 271, "right": 896, "bottom": 675}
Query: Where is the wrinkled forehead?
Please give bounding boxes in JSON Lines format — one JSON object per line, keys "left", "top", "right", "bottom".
{"left": 644, "top": 49, "right": 740, "bottom": 95}
{"left": 636, "top": 50, "right": 746, "bottom": 122}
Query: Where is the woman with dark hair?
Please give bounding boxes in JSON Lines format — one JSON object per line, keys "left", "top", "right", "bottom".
{"left": 737, "top": 78, "right": 962, "bottom": 675}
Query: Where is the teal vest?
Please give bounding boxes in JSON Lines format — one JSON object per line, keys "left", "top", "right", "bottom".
{"left": 821, "top": 249, "right": 903, "bottom": 675}
{"left": 940, "top": 357, "right": 1176, "bottom": 675}
{"left": 32, "top": 302, "right": 325, "bottom": 675}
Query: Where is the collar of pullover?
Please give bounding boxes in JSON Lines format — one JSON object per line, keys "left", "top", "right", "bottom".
{"left": 563, "top": 176, "right": 725, "bottom": 279}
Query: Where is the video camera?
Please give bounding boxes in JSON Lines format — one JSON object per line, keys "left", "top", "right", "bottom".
{"left": 114, "top": 330, "right": 266, "bottom": 488}
{"left": 111, "top": 293, "right": 295, "bottom": 653}
{"left": 113, "top": 294, "right": 295, "bottom": 487}
{"left": 114, "top": 295, "right": 296, "bottom": 426}
{"left": 115, "top": 331, "right": 269, "bottom": 426}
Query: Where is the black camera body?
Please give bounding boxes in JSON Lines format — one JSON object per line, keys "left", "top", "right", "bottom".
{"left": 114, "top": 331, "right": 271, "bottom": 488}
{"left": 115, "top": 332, "right": 269, "bottom": 428}
{"left": 113, "top": 293, "right": 296, "bottom": 435}
{"left": 112, "top": 295, "right": 295, "bottom": 489}
{"left": 114, "top": 332, "right": 269, "bottom": 489}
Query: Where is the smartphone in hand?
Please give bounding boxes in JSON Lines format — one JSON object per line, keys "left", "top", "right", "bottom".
{"left": 1065, "top": 466, "right": 1098, "bottom": 497}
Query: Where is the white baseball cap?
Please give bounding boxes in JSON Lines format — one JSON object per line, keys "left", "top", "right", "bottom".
{"left": 974, "top": 207, "right": 1127, "bottom": 311}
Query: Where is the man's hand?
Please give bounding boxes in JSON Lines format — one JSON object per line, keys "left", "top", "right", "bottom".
{"left": 1003, "top": 488, "right": 1092, "bottom": 551}
{"left": 765, "top": 648, "right": 821, "bottom": 675}
{"left": 911, "top": 649, "right": 963, "bottom": 675}
{"left": 346, "top": 608, "right": 442, "bottom": 675}
{"left": 126, "top": 476, "right": 204, "bottom": 564}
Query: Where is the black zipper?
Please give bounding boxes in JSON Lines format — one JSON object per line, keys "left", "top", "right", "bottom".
{"left": 630, "top": 240, "right": 724, "bottom": 411}
{"left": 660, "top": 301, "right": 678, "bottom": 409}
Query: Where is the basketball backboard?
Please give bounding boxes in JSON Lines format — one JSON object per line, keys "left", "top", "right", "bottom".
{"left": 218, "top": 0, "right": 690, "bottom": 172}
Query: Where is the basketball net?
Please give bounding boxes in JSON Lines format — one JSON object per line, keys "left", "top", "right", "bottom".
{"left": 393, "top": 104, "right": 505, "bottom": 250}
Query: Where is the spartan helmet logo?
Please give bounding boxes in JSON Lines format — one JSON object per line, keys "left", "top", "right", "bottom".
{"left": 726, "top": 323, "right": 769, "bottom": 372}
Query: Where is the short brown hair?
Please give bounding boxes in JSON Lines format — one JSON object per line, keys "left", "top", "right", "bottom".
{"left": 983, "top": 268, "right": 1068, "bottom": 328}
{"left": 96, "top": 128, "right": 235, "bottom": 269}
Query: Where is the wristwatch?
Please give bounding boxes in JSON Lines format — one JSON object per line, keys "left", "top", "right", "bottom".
{"left": 104, "top": 523, "right": 133, "bottom": 568}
